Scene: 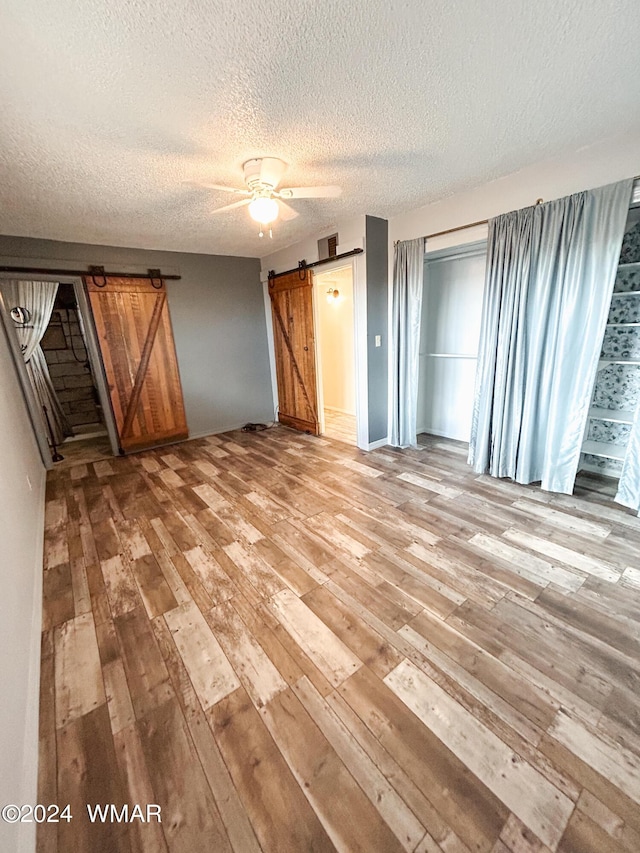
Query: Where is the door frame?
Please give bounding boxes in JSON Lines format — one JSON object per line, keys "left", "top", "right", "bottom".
{"left": 312, "top": 264, "right": 358, "bottom": 441}
{"left": 264, "top": 252, "right": 368, "bottom": 449}
{"left": 0, "top": 273, "right": 120, "bottom": 466}
{"left": 419, "top": 239, "right": 487, "bottom": 440}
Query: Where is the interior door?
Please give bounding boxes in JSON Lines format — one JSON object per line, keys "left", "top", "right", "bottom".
{"left": 85, "top": 275, "right": 188, "bottom": 452}
{"left": 269, "top": 268, "right": 320, "bottom": 435}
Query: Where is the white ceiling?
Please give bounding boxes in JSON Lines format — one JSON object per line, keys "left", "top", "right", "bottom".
{"left": 1, "top": 0, "right": 639, "bottom": 258}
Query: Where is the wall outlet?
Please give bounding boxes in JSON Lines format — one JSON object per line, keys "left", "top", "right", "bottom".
{"left": 375, "top": 335, "right": 381, "bottom": 347}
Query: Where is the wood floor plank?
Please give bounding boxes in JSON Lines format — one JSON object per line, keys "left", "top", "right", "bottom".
{"left": 56, "top": 705, "right": 132, "bottom": 853}
{"left": 384, "top": 659, "right": 574, "bottom": 849}
{"left": 293, "top": 676, "right": 426, "bottom": 851}
{"left": 208, "top": 686, "right": 336, "bottom": 852}
{"left": 113, "top": 723, "right": 169, "bottom": 853}
{"left": 138, "top": 697, "right": 232, "bottom": 853}
{"left": 54, "top": 612, "right": 106, "bottom": 728}
{"left": 340, "top": 664, "right": 511, "bottom": 853}
{"left": 548, "top": 710, "right": 640, "bottom": 806}
{"left": 39, "top": 428, "right": 640, "bottom": 853}
{"left": 270, "top": 588, "right": 362, "bottom": 687}
{"left": 502, "top": 529, "right": 620, "bottom": 582}
{"left": 176, "top": 698, "right": 262, "bottom": 853}
{"left": 103, "top": 658, "right": 136, "bottom": 735}
{"left": 206, "top": 600, "right": 287, "bottom": 709}
{"left": 164, "top": 600, "right": 240, "bottom": 711}
{"left": 131, "top": 553, "right": 179, "bottom": 618}
{"left": 42, "top": 563, "right": 75, "bottom": 630}
{"left": 101, "top": 554, "right": 140, "bottom": 618}
{"left": 302, "top": 584, "right": 404, "bottom": 678}
{"left": 325, "top": 688, "right": 459, "bottom": 847}
{"left": 115, "top": 607, "right": 174, "bottom": 719}
{"left": 182, "top": 545, "right": 237, "bottom": 604}
{"left": 261, "top": 685, "right": 407, "bottom": 852}
{"left": 558, "top": 807, "right": 628, "bottom": 853}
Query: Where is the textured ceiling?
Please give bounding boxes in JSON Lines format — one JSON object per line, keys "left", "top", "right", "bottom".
{"left": 1, "top": 0, "right": 640, "bottom": 258}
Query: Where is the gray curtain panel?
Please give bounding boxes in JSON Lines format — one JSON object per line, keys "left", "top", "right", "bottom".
{"left": 469, "top": 179, "right": 633, "bottom": 493}
{"left": 2, "top": 279, "right": 72, "bottom": 446}
{"left": 390, "top": 238, "right": 424, "bottom": 448}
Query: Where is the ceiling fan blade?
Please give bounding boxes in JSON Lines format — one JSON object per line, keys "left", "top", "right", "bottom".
{"left": 277, "top": 200, "right": 299, "bottom": 221}
{"left": 211, "top": 198, "right": 252, "bottom": 214}
{"left": 282, "top": 186, "right": 342, "bottom": 199}
{"left": 185, "top": 181, "right": 250, "bottom": 195}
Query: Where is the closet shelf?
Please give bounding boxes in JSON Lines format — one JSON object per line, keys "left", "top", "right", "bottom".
{"left": 588, "top": 407, "right": 635, "bottom": 424}
{"left": 582, "top": 440, "right": 626, "bottom": 461}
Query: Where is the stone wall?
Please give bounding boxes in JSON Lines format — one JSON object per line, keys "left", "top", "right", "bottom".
{"left": 41, "top": 308, "right": 102, "bottom": 430}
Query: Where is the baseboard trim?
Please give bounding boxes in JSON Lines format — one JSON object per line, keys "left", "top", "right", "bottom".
{"left": 364, "top": 437, "right": 388, "bottom": 451}
{"left": 420, "top": 427, "right": 469, "bottom": 441}
{"left": 324, "top": 406, "right": 357, "bottom": 416}
{"left": 185, "top": 421, "right": 277, "bottom": 441}
{"left": 18, "top": 464, "right": 46, "bottom": 853}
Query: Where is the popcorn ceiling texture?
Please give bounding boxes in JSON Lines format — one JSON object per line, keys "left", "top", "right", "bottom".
{"left": 1, "top": 0, "right": 639, "bottom": 258}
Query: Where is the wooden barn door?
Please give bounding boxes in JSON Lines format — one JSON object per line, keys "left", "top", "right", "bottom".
{"left": 85, "top": 275, "right": 188, "bottom": 453}
{"left": 269, "top": 269, "right": 320, "bottom": 435}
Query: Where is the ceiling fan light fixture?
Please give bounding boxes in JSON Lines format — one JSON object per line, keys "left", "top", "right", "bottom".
{"left": 248, "top": 196, "right": 279, "bottom": 225}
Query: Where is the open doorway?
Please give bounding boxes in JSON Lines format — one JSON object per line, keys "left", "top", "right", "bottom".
{"left": 0, "top": 278, "right": 115, "bottom": 468}
{"left": 417, "top": 242, "right": 486, "bottom": 442}
{"left": 314, "top": 266, "right": 357, "bottom": 445}
{"left": 40, "top": 283, "right": 111, "bottom": 466}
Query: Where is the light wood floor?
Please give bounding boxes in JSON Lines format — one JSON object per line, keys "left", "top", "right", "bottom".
{"left": 39, "top": 428, "right": 640, "bottom": 853}
{"left": 323, "top": 408, "right": 356, "bottom": 445}
{"left": 52, "top": 433, "right": 113, "bottom": 470}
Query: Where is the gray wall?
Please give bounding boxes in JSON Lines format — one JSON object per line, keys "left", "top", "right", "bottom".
{"left": 0, "top": 319, "right": 46, "bottom": 853}
{"left": 0, "top": 236, "right": 275, "bottom": 438}
{"left": 365, "top": 216, "right": 389, "bottom": 443}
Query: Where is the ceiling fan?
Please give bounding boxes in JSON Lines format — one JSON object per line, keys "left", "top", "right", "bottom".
{"left": 193, "top": 157, "right": 342, "bottom": 238}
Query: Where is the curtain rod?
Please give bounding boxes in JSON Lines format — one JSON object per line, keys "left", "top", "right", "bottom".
{"left": 395, "top": 200, "right": 544, "bottom": 246}
{"left": 395, "top": 175, "right": 640, "bottom": 246}
{"left": 0, "top": 265, "right": 181, "bottom": 281}
{"left": 267, "top": 247, "right": 363, "bottom": 280}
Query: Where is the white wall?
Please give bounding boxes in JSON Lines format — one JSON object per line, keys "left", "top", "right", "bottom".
{"left": 315, "top": 268, "right": 355, "bottom": 415}
{"left": 0, "top": 326, "right": 47, "bottom": 853}
{"left": 390, "top": 133, "right": 640, "bottom": 251}
{"left": 260, "top": 215, "right": 365, "bottom": 278}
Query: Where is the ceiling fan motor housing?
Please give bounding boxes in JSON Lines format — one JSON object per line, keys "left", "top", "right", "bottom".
{"left": 243, "top": 157, "right": 287, "bottom": 191}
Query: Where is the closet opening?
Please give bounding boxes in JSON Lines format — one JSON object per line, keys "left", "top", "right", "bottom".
{"left": 314, "top": 265, "right": 357, "bottom": 445}
{"left": 579, "top": 201, "right": 640, "bottom": 480}
{"left": 0, "top": 277, "right": 119, "bottom": 468}
{"left": 417, "top": 241, "right": 487, "bottom": 444}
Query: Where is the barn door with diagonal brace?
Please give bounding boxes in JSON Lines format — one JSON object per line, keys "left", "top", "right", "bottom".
{"left": 269, "top": 268, "right": 320, "bottom": 435}
{"left": 85, "top": 275, "right": 188, "bottom": 452}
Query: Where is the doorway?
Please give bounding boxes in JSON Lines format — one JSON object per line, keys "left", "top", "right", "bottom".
{"left": 417, "top": 242, "right": 486, "bottom": 442}
{"left": 40, "top": 282, "right": 111, "bottom": 466}
{"left": 314, "top": 266, "right": 357, "bottom": 445}
{"left": 0, "top": 277, "right": 118, "bottom": 468}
